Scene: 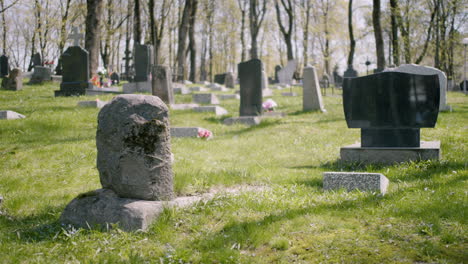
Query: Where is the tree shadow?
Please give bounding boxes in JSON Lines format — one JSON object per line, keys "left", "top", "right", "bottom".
{"left": 225, "top": 119, "right": 282, "bottom": 136}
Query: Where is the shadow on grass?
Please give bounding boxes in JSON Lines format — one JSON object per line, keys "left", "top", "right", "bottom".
{"left": 204, "top": 116, "right": 232, "bottom": 124}
{"left": 225, "top": 119, "right": 282, "bottom": 136}
{"left": 289, "top": 109, "right": 325, "bottom": 116}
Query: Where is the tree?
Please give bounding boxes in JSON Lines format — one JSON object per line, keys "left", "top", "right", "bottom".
{"left": 389, "top": 0, "right": 399, "bottom": 65}
{"left": 188, "top": 0, "right": 198, "bottom": 82}
{"left": 149, "top": 0, "right": 172, "bottom": 64}
{"left": 249, "top": 0, "right": 267, "bottom": 59}
{"left": 347, "top": 0, "right": 356, "bottom": 69}
{"left": 300, "top": 0, "right": 312, "bottom": 67}
{"left": 176, "top": 0, "right": 197, "bottom": 81}
{"left": 372, "top": 0, "right": 385, "bottom": 71}
{"left": 237, "top": 0, "right": 248, "bottom": 62}
{"left": 134, "top": 0, "right": 141, "bottom": 45}
{"left": 274, "top": 0, "right": 294, "bottom": 60}
{"left": 85, "top": 0, "right": 104, "bottom": 76}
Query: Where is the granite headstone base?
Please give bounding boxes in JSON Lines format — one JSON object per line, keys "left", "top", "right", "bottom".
{"left": 323, "top": 172, "right": 389, "bottom": 194}
{"left": 60, "top": 189, "right": 212, "bottom": 232}
{"left": 340, "top": 141, "right": 440, "bottom": 164}
{"left": 123, "top": 81, "right": 152, "bottom": 93}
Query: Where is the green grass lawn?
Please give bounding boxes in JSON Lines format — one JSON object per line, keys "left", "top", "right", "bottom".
{"left": 0, "top": 81, "right": 466, "bottom": 263}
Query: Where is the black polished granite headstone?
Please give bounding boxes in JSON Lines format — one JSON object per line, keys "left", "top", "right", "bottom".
{"left": 343, "top": 71, "right": 440, "bottom": 147}
{"left": 32, "top": 53, "right": 42, "bottom": 67}
{"left": 134, "top": 44, "right": 153, "bottom": 82}
{"left": 274, "top": 65, "right": 282, "bottom": 83}
{"left": 214, "top": 73, "right": 226, "bottom": 85}
{"left": 0, "top": 55, "right": 9, "bottom": 77}
{"left": 55, "top": 46, "right": 89, "bottom": 96}
{"left": 239, "top": 59, "right": 263, "bottom": 116}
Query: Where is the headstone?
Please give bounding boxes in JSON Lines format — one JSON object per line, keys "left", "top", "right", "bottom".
{"left": 214, "top": 73, "right": 226, "bottom": 85}
{"left": 0, "top": 55, "right": 9, "bottom": 77}
{"left": 189, "top": 86, "right": 207, "bottom": 92}
{"left": 32, "top": 53, "right": 42, "bottom": 67}
{"left": 320, "top": 74, "right": 330, "bottom": 89}
{"left": 54, "top": 46, "right": 89, "bottom": 96}
{"left": 77, "top": 100, "right": 108, "bottom": 108}
{"left": 0, "top": 110, "right": 25, "bottom": 120}
{"left": 96, "top": 94, "right": 173, "bottom": 200}
{"left": 460, "top": 80, "right": 468, "bottom": 92}
{"left": 28, "top": 66, "right": 52, "bottom": 84}
{"left": 239, "top": 59, "right": 263, "bottom": 116}
{"left": 55, "top": 58, "right": 63, "bottom": 75}
{"left": 193, "top": 106, "right": 228, "bottom": 116}
{"left": 343, "top": 65, "right": 358, "bottom": 78}
{"left": 152, "top": 65, "right": 174, "bottom": 105}
{"left": 110, "top": 72, "right": 120, "bottom": 84}
{"left": 218, "top": 94, "right": 240, "bottom": 100}
{"left": 225, "top": 72, "right": 235, "bottom": 88}
{"left": 170, "top": 103, "right": 199, "bottom": 110}
{"left": 1, "top": 68, "right": 22, "bottom": 91}
{"left": 384, "top": 64, "right": 450, "bottom": 111}
{"left": 303, "top": 66, "right": 326, "bottom": 112}
{"left": 134, "top": 44, "right": 153, "bottom": 82}
{"left": 122, "top": 49, "right": 132, "bottom": 80}
{"left": 323, "top": 172, "right": 389, "bottom": 194}
{"left": 274, "top": 65, "right": 282, "bottom": 83}
{"left": 223, "top": 116, "right": 261, "bottom": 126}
{"left": 333, "top": 68, "right": 344, "bottom": 87}
{"left": 340, "top": 71, "right": 441, "bottom": 163}
{"left": 123, "top": 82, "right": 152, "bottom": 93}
{"left": 68, "top": 26, "right": 84, "bottom": 46}
{"left": 192, "top": 93, "right": 219, "bottom": 105}
{"left": 171, "top": 127, "right": 208, "bottom": 138}
{"left": 277, "top": 60, "right": 296, "bottom": 85}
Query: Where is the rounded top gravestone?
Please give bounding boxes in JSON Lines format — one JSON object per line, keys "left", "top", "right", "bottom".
{"left": 96, "top": 94, "right": 173, "bottom": 201}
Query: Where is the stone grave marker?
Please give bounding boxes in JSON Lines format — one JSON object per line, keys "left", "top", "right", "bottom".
{"left": 323, "top": 172, "right": 389, "bottom": 194}
{"left": 170, "top": 103, "right": 199, "bottom": 110}
{"left": 225, "top": 72, "right": 235, "bottom": 88}
{"left": 32, "top": 53, "right": 42, "bottom": 67}
{"left": 77, "top": 100, "right": 108, "bottom": 108}
{"left": 28, "top": 66, "right": 52, "bottom": 84}
{"left": 218, "top": 94, "right": 240, "bottom": 100}
{"left": 152, "top": 65, "right": 174, "bottom": 105}
{"left": 134, "top": 44, "right": 153, "bottom": 82}
{"left": 193, "top": 106, "right": 228, "bottom": 116}
{"left": 278, "top": 60, "right": 296, "bottom": 85}
{"left": 340, "top": 71, "right": 441, "bottom": 164}
{"left": 214, "top": 73, "right": 226, "bottom": 85}
{"left": 0, "top": 54, "right": 9, "bottom": 77}
{"left": 110, "top": 72, "right": 120, "bottom": 84}
{"left": 303, "top": 66, "right": 325, "bottom": 112}
{"left": 54, "top": 46, "right": 89, "bottom": 96}
{"left": 343, "top": 65, "right": 358, "bottom": 78}
{"left": 274, "top": 65, "right": 282, "bottom": 83}
{"left": 171, "top": 127, "right": 208, "bottom": 138}
{"left": 0, "top": 110, "right": 25, "bottom": 120}
{"left": 192, "top": 93, "right": 219, "bottom": 105}
{"left": 384, "top": 64, "right": 450, "bottom": 111}
{"left": 1, "top": 68, "right": 22, "bottom": 91}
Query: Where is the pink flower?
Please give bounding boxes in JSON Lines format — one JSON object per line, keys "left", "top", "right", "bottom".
{"left": 262, "top": 99, "right": 278, "bottom": 111}
{"left": 197, "top": 129, "right": 213, "bottom": 140}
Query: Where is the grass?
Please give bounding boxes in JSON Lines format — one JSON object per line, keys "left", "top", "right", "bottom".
{"left": 0, "top": 80, "right": 466, "bottom": 263}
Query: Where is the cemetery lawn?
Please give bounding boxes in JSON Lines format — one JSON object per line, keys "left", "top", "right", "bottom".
{"left": 0, "top": 81, "right": 467, "bottom": 264}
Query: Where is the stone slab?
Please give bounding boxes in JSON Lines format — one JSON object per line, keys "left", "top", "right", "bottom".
{"left": 262, "top": 89, "right": 273, "bottom": 97}
{"left": 51, "top": 75, "right": 62, "bottom": 83}
{"left": 86, "top": 87, "right": 122, "bottom": 96}
{"left": 170, "top": 103, "right": 199, "bottom": 110}
{"left": 77, "top": 100, "right": 108, "bottom": 108}
{"left": 170, "top": 127, "right": 204, "bottom": 138}
{"left": 223, "top": 116, "right": 262, "bottom": 126}
{"left": 218, "top": 94, "right": 240, "bottom": 100}
{"left": 189, "top": 86, "right": 208, "bottom": 92}
{"left": 123, "top": 81, "right": 152, "bottom": 93}
{"left": 0, "top": 110, "right": 25, "bottom": 120}
{"left": 60, "top": 189, "right": 212, "bottom": 232}
{"left": 340, "top": 141, "right": 440, "bottom": 164}
{"left": 262, "top": 111, "right": 286, "bottom": 117}
{"left": 193, "top": 106, "right": 228, "bottom": 116}
{"left": 192, "top": 93, "right": 219, "bottom": 105}
{"left": 281, "top": 92, "right": 298, "bottom": 96}
{"left": 323, "top": 172, "right": 389, "bottom": 194}
{"left": 173, "top": 87, "right": 191, "bottom": 94}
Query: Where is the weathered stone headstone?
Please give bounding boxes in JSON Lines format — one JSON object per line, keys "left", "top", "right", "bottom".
{"left": 28, "top": 66, "right": 52, "bottom": 84}
{"left": 323, "top": 172, "right": 389, "bottom": 194}
{"left": 193, "top": 106, "right": 228, "bottom": 116}
{"left": 0, "top": 110, "right": 25, "bottom": 120}
{"left": 343, "top": 65, "right": 358, "bottom": 78}
{"left": 54, "top": 46, "right": 89, "bottom": 96}
{"left": 274, "top": 65, "right": 282, "bottom": 83}
{"left": 214, "top": 73, "right": 226, "bottom": 85}
{"left": 134, "top": 44, "right": 153, "bottom": 82}
{"left": 32, "top": 53, "right": 42, "bottom": 67}
{"left": 278, "top": 60, "right": 296, "bottom": 85}
{"left": 192, "top": 93, "right": 219, "bottom": 105}
{"left": 340, "top": 71, "right": 441, "bottom": 163}
{"left": 239, "top": 59, "right": 263, "bottom": 116}
{"left": 110, "top": 72, "right": 120, "bottom": 84}
{"left": 225, "top": 72, "right": 235, "bottom": 88}
{"left": 1, "top": 68, "right": 22, "bottom": 91}
{"left": 170, "top": 127, "right": 207, "bottom": 138}
{"left": 96, "top": 94, "right": 173, "bottom": 200}
{"left": 78, "top": 100, "right": 108, "bottom": 108}
{"left": 152, "top": 65, "right": 174, "bottom": 105}
{"left": 218, "top": 94, "right": 240, "bottom": 100}
{"left": 303, "top": 66, "right": 325, "bottom": 112}
{"left": 384, "top": 64, "right": 450, "bottom": 111}
{"left": 333, "top": 67, "right": 344, "bottom": 87}
{"left": 0, "top": 55, "right": 9, "bottom": 77}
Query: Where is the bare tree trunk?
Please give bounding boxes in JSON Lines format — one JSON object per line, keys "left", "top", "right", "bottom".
{"left": 302, "top": 0, "right": 311, "bottom": 67}
{"left": 274, "top": 0, "right": 294, "bottom": 60}
{"left": 176, "top": 0, "right": 194, "bottom": 81}
{"left": 249, "top": 0, "right": 267, "bottom": 59}
{"left": 415, "top": 1, "right": 437, "bottom": 64}
{"left": 208, "top": 1, "right": 214, "bottom": 82}
{"left": 101, "top": 0, "right": 112, "bottom": 69}
{"left": 372, "top": 0, "right": 386, "bottom": 71}
{"left": 323, "top": 0, "right": 330, "bottom": 75}
{"left": 85, "top": 0, "right": 104, "bottom": 76}
{"left": 347, "top": 0, "right": 356, "bottom": 68}
{"left": 188, "top": 0, "right": 198, "bottom": 82}
{"left": 134, "top": 0, "right": 141, "bottom": 45}
{"left": 0, "top": 0, "right": 6, "bottom": 54}
{"left": 237, "top": 0, "right": 247, "bottom": 62}
{"left": 389, "top": 0, "right": 399, "bottom": 65}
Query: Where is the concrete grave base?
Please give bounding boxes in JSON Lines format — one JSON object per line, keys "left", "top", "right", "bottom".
{"left": 193, "top": 106, "right": 228, "bottom": 116}
{"left": 323, "top": 172, "right": 389, "bottom": 194}
{"left": 340, "top": 141, "right": 440, "bottom": 164}
{"left": 0, "top": 110, "right": 25, "bottom": 120}
{"left": 86, "top": 87, "right": 122, "bottom": 96}
{"left": 173, "top": 87, "right": 191, "bottom": 94}
{"left": 60, "top": 189, "right": 213, "bottom": 232}
{"left": 122, "top": 81, "right": 152, "bottom": 93}
{"left": 170, "top": 127, "right": 206, "bottom": 138}
{"left": 281, "top": 92, "right": 298, "bottom": 96}
{"left": 77, "top": 100, "right": 108, "bottom": 108}
{"left": 223, "top": 116, "right": 262, "bottom": 126}
{"left": 192, "top": 93, "right": 219, "bottom": 104}
{"left": 218, "top": 94, "right": 240, "bottom": 100}
{"left": 170, "top": 103, "right": 199, "bottom": 110}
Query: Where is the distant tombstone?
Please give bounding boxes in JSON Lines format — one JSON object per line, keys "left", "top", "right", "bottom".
{"left": 1, "top": 68, "right": 22, "bottom": 91}
{"left": 152, "top": 65, "right": 174, "bottom": 105}
{"left": 343, "top": 65, "right": 358, "bottom": 78}
{"left": 110, "top": 72, "right": 120, "bottom": 84}
{"left": 55, "top": 58, "right": 63, "bottom": 75}
{"left": 122, "top": 49, "right": 132, "bottom": 80}
{"left": 384, "top": 64, "right": 450, "bottom": 111}
{"left": 278, "top": 60, "right": 296, "bottom": 85}
{"left": 54, "top": 46, "right": 89, "bottom": 96}
{"left": 333, "top": 69, "right": 344, "bottom": 87}
{"left": 214, "top": 73, "right": 226, "bottom": 85}
{"left": 68, "top": 26, "right": 84, "bottom": 47}
{"left": 225, "top": 72, "right": 235, "bottom": 88}
{"left": 32, "top": 53, "right": 42, "bottom": 67}
{"left": 28, "top": 66, "right": 52, "bottom": 84}
{"left": 303, "top": 66, "right": 325, "bottom": 112}
{"left": 0, "top": 55, "right": 9, "bottom": 77}
{"left": 321, "top": 74, "right": 330, "bottom": 88}
{"left": 134, "top": 44, "right": 153, "bottom": 82}
{"left": 460, "top": 80, "right": 468, "bottom": 92}
{"left": 239, "top": 59, "right": 263, "bottom": 116}
{"left": 274, "top": 65, "right": 282, "bottom": 83}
